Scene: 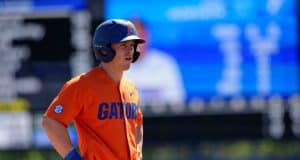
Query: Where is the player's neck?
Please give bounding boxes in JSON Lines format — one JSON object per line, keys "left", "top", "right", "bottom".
{"left": 99, "top": 65, "right": 123, "bottom": 84}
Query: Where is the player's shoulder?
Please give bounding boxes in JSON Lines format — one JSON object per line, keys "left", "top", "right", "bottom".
{"left": 122, "top": 77, "right": 140, "bottom": 98}
{"left": 61, "top": 75, "right": 85, "bottom": 93}
{"left": 122, "top": 76, "right": 138, "bottom": 88}
{"left": 123, "top": 76, "right": 135, "bottom": 85}
{"left": 63, "top": 67, "right": 97, "bottom": 89}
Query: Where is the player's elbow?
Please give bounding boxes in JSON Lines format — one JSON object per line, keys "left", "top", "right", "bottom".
{"left": 42, "top": 116, "right": 64, "bottom": 133}
{"left": 42, "top": 117, "right": 52, "bottom": 132}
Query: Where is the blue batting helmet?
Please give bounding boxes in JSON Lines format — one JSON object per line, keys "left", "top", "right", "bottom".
{"left": 93, "top": 19, "right": 145, "bottom": 63}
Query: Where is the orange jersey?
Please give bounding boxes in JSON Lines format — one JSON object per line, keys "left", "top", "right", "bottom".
{"left": 44, "top": 67, "right": 143, "bottom": 160}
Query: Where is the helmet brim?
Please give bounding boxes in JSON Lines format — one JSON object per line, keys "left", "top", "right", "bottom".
{"left": 121, "top": 35, "right": 145, "bottom": 44}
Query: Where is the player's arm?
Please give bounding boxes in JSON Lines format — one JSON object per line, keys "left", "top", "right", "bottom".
{"left": 135, "top": 88, "right": 143, "bottom": 159}
{"left": 136, "top": 105, "right": 143, "bottom": 160}
{"left": 42, "top": 116, "right": 78, "bottom": 159}
{"left": 137, "top": 125, "right": 143, "bottom": 160}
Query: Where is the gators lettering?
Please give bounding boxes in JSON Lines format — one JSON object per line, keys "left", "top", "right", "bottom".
{"left": 98, "top": 102, "right": 137, "bottom": 120}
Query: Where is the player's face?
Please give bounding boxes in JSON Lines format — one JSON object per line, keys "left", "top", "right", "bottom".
{"left": 110, "top": 40, "right": 135, "bottom": 71}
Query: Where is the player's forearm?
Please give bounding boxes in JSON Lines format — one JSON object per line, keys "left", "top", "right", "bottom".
{"left": 137, "top": 125, "right": 143, "bottom": 159}
{"left": 136, "top": 125, "right": 143, "bottom": 143}
{"left": 42, "top": 117, "right": 74, "bottom": 157}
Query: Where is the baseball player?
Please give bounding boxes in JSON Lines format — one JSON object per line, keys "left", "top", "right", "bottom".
{"left": 42, "top": 19, "right": 145, "bottom": 160}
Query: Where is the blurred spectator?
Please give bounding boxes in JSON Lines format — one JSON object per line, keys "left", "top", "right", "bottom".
{"left": 125, "top": 18, "right": 186, "bottom": 108}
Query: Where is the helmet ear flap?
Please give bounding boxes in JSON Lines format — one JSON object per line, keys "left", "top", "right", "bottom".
{"left": 93, "top": 45, "right": 116, "bottom": 62}
{"left": 132, "top": 44, "right": 140, "bottom": 63}
{"left": 93, "top": 46, "right": 103, "bottom": 61}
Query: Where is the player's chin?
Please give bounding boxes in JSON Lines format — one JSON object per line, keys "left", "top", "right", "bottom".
{"left": 122, "top": 63, "right": 131, "bottom": 70}
{"left": 123, "top": 65, "right": 130, "bottom": 70}
{"left": 123, "top": 59, "right": 132, "bottom": 69}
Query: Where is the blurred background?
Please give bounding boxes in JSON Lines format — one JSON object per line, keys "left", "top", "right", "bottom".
{"left": 0, "top": 0, "right": 299, "bottom": 159}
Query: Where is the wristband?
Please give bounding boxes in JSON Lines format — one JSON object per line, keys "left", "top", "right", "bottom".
{"left": 64, "top": 148, "right": 82, "bottom": 160}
